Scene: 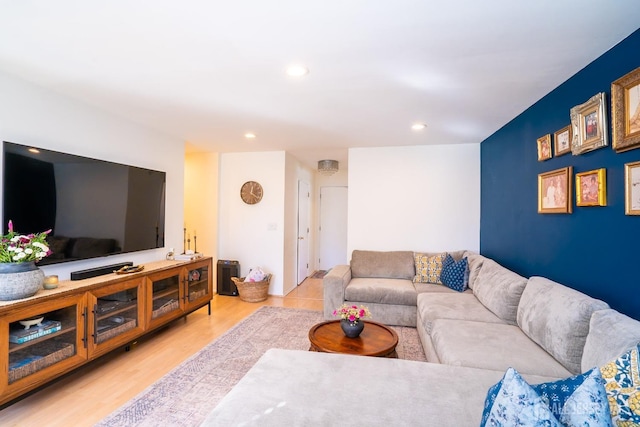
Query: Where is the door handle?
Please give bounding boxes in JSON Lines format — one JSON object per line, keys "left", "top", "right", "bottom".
{"left": 298, "top": 237, "right": 304, "bottom": 240}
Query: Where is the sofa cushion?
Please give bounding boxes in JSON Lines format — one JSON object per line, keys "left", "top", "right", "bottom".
{"left": 430, "top": 319, "right": 572, "bottom": 378}
{"left": 203, "top": 349, "right": 558, "bottom": 427}
{"left": 480, "top": 367, "right": 561, "bottom": 427}
{"left": 439, "top": 254, "right": 468, "bottom": 292}
{"left": 581, "top": 309, "right": 640, "bottom": 372}
{"left": 517, "top": 276, "right": 609, "bottom": 374}
{"left": 345, "top": 277, "right": 416, "bottom": 306}
{"left": 350, "top": 250, "right": 414, "bottom": 279}
{"left": 472, "top": 258, "right": 527, "bottom": 324}
{"left": 532, "top": 368, "right": 612, "bottom": 426}
{"left": 417, "top": 292, "right": 505, "bottom": 335}
{"left": 413, "top": 252, "right": 446, "bottom": 284}
{"left": 599, "top": 343, "right": 640, "bottom": 426}
{"left": 464, "top": 252, "right": 486, "bottom": 290}
{"left": 413, "top": 282, "right": 466, "bottom": 294}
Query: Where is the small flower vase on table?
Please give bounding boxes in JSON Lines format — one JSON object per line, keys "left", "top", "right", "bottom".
{"left": 340, "top": 319, "right": 365, "bottom": 338}
{"left": 333, "top": 304, "right": 371, "bottom": 338}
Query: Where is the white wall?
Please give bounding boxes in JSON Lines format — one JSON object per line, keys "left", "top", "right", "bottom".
{"left": 218, "top": 151, "right": 316, "bottom": 296}
{"left": 218, "top": 152, "right": 286, "bottom": 295}
{"left": 348, "top": 145, "right": 480, "bottom": 255}
{"left": 0, "top": 70, "right": 184, "bottom": 279}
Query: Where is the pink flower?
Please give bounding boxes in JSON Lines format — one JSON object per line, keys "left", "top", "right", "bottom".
{"left": 7, "top": 220, "right": 12, "bottom": 232}
{"left": 348, "top": 314, "right": 356, "bottom": 322}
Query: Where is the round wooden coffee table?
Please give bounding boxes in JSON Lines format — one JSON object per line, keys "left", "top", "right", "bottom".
{"left": 308, "top": 320, "right": 398, "bottom": 358}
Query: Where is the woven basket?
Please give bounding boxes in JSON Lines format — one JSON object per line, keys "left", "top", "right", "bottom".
{"left": 231, "top": 275, "right": 271, "bottom": 303}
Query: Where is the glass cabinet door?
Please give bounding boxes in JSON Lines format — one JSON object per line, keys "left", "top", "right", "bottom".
{"left": 184, "top": 260, "right": 211, "bottom": 309}
{"left": 146, "top": 270, "right": 183, "bottom": 329}
{"left": 1, "top": 293, "right": 87, "bottom": 400}
{"left": 88, "top": 278, "right": 144, "bottom": 358}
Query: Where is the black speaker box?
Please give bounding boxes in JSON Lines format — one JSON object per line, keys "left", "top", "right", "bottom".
{"left": 217, "top": 260, "right": 239, "bottom": 296}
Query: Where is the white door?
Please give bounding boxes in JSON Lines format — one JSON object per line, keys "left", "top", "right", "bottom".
{"left": 297, "top": 180, "right": 310, "bottom": 285}
{"left": 319, "top": 186, "right": 348, "bottom": 270}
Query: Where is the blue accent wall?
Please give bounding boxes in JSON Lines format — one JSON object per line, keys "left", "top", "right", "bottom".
{"left": 481, "top": 28, "right": 640, "bottom": 320}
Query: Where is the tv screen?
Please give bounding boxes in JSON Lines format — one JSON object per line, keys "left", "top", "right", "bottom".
{"left": 3, "top": 141, "right": 166, "bottom": 265}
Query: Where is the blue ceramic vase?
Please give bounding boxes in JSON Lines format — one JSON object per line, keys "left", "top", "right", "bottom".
{"left": 340, "top": 319, "right": 365, "bottom": 338}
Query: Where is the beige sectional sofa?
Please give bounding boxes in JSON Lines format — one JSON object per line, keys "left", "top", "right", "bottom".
{"left": 204, "top": 250, "right": 640, "bottom": 425}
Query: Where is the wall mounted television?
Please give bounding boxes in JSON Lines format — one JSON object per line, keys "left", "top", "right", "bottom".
{"left": 2, "top": 141, "right": 166, "bottom": 265}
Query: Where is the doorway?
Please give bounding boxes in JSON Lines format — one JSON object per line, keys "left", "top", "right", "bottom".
{"left": 319, "top": 186, "right": 348, "bottom": 270}
{"left": 297, "top": 180, "right": 310, "bottom": 285}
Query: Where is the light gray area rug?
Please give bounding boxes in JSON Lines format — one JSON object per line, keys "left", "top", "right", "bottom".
{"left": 96, "top": 306, "right": 426, "bottom": 427}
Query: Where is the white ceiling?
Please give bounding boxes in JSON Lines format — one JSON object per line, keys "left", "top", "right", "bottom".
{"left": 0, "top": 1, "right": 638, "bottom": 169}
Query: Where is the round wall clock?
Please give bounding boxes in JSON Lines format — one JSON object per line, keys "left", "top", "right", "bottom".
{"left": 240, "top": 181, "right": 263, "bottom": 205}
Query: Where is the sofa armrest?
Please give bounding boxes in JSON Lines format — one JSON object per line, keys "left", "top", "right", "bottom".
{"left": 323, "top": 265, "right": 352, "bottom": 319}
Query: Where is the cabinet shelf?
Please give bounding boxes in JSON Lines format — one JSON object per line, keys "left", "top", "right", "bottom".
{"left": 152, "top": 288, "right": 179, "bottom": 300}
{"left": 94, "top": 300, "right": 137, "bottom": 321}
{"left": 8, "top": 337, "right": 75, "bottom": 384}
{"left": 9, "top": 326, "right": 77, "bottom": 353}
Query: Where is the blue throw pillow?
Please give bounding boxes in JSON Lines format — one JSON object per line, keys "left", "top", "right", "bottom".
{"left": 481, "top": 367, "right": 613, "bottom": 427}
{"left": 533, "top": 367, "right": 612, "bottom": 426}
{"left": 439, "top": 254, "right": 468, "bottom": 292}
{"left": 480, "top": 367, "right": 561, "bottom": 427}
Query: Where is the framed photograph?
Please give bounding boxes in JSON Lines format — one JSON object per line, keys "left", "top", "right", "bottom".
{"left": 537, "top": 134, "right": 552, "bottom": 161}
{"left": 612, "top": 67, "right": 640, "bottom": 152}
{"left": 553, "top": 125, "right": 572, "bottom": 156}
{"left": 625, "top": 161, "right": 640, "bottom": 215}
{"left": 575, "top": 168, "right": 606, "bottom": 207}
{"left": 570, "top": 92, "right": 608, "bottom": 155}
{"left": 538, "top": 166, "right": 572, "bottom": 214}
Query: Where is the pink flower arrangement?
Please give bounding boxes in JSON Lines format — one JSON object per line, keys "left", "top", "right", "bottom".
{"left": 0, "top": 221, "right": 52, "bottom": 263}
{"left": 333, "top": 304, "right": 371, "bottom": 324}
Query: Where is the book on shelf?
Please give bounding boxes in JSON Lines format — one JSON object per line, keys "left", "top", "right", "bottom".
{"left": 174, "top": 252, "right": 203, "bottom": 261}
{"left": 9, "top": 320, "right": 62, "bottom": 344}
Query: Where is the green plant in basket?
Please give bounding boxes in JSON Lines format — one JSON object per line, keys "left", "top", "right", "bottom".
{"left": 0, "top": 221, "right": 52, "bottom": 263}
{"left": 333, "top": 304, "right": 371, "bottom": 325}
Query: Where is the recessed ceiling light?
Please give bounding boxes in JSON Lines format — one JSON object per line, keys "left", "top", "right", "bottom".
{"left": 28, "top": 148, "right": 40, "bottom": 153}
{"left": 286, "top": 64, "right": 309, "bottom": 77}
{"left": 244, "top": 133, "right": 256, "bottom": 139}
{"left": 411, "top": 123, "right": 427, "bottom": 131}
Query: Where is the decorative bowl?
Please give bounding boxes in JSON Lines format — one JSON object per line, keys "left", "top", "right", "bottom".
{"left": 19, "top": 316, "right": 44, "bottom": 329}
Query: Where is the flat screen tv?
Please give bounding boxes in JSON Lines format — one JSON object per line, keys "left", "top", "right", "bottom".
{"left": 2, "top": 141, "right": 166, "bottom": 265}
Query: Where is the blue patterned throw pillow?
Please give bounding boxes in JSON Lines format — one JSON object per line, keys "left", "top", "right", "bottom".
{"left": 533, "top": 368, "right": 612, "bottom": 427}
{"left": 482, "top": 367, "right": 613, "bottom": 427}
{"left": 439, "top": 254, "right": 468, "bottom": 292}
{"left": 599, "top": 343, "right": 640, "bottom": 426}
{"left": 480, "top": 367, "right": 561, "bottom": 427}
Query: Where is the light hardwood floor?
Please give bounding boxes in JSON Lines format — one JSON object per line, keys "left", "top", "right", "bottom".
{"left": 0, "top": 277, "right": 324, "bottom": 426}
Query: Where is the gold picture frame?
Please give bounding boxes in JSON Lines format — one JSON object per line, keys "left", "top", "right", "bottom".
{"left": 538, "top": 166, "right": 572, "bottom": 214}
{"left": 537, "top": 134, "right": 552, "bottom": 161}
{"left": 570, "top": 92, "right": 608, "bottom": 155}
{"left": 553, "top": 125, "right": 572, "bottom": 156}
{"left": 625, "top": 161, "right": 640, "bottom": 215}
{"left": 575, "top": 168, "right": 606, "bottom": 207}
{"left": 612, "top": 67, "right": 640, "bottom": 152}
